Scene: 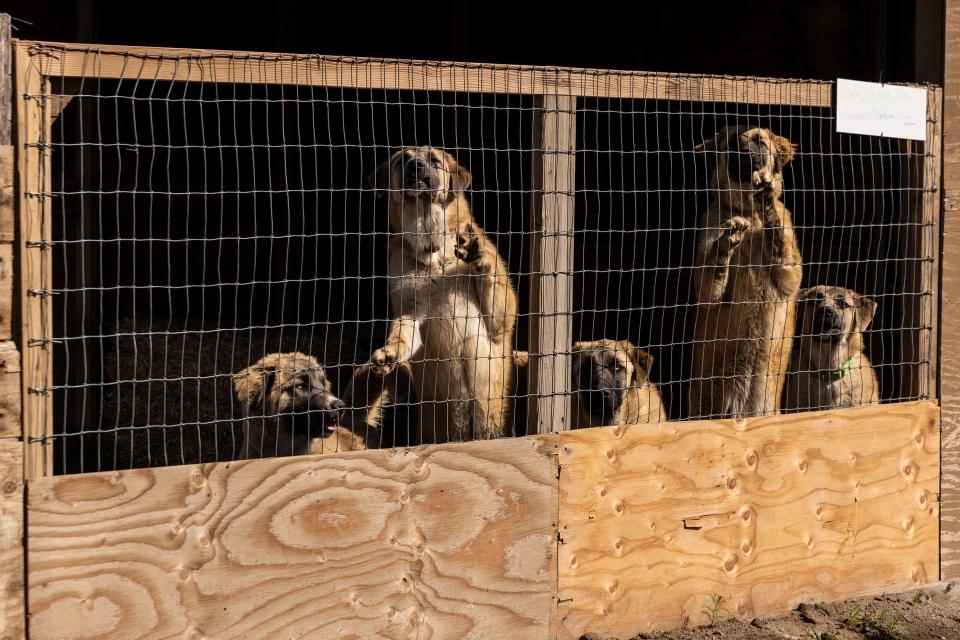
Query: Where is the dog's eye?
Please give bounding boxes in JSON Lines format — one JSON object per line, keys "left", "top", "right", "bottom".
{"left": 295, "top": 382, "right": 309, "bottom": 391}
{"left": 836, "top": 297, "right": 848, "bottom": 309}
{"left": 431, "top": 157, "right": 442, "bottom": 168}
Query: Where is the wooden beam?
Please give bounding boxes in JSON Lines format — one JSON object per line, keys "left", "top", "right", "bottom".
{"left": 15, "top": 45, "right": 52, "bottom": 478}
{"left": 27, "top": 436, "right": 559, "bottom": 640}
{"left": 940, "top": 0, "right": 960, "bottom": 580}
{"left": 528, "top": 94, "right": 575, "bottom": 435}
{"left": 14, "top": 40, "right": 834, "bottom": 106}
{"left": 0, "top": 16, "right": 24, "bottom": 640}
{"left": 901, "top": 88, "right": 942, "bottom": 402}
{"left": 558, "top": 401, "right": 939, "bottom": 638}
{"left": 0, "top": 437, "right": 23, "bottom": 640}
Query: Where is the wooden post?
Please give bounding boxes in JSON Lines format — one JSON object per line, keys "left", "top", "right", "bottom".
{"left": 15, "top": 42, "right": 53, "bottom": 478}
{"left": 0, "top": 13, "right": 26, "bottom": 640}
{"left": 901, "top": 88, "right": 941, "bottom": 403}
{"left": 940, "top": 0, "right": 960, "bottom": 580}
{"left": 527, "top": 93, "right": 576, "bottom": 434}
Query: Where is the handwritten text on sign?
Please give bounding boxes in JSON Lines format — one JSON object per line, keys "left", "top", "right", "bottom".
{"left": 835, "top": 79, "right": 927, "bottom": 141}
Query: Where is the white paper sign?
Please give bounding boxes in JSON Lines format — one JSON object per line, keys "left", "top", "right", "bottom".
{"left": 835, "top": 78, "right": 927, "bottom": 141}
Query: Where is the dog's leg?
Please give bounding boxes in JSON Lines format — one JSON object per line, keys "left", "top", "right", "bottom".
{"left": 759, "top": 200, "right": 803, "bottom": 294}
{"left": 371, "top": 314, "right": 422, "bottom": 374}
{"left": 694, "top": 215, "right": 751, "bottom": 304}
{"left": 465, "top": 348, "right": 511, "bottom": 439}
{"left": 454, "top": 224, "right": 517, "bottom": 343}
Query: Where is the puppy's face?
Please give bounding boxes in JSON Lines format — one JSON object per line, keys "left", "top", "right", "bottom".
{"left": 797, "top": 286, "right": 877, "bottom": 370}
{"left": 696, "top": 126, "right": 796, "bottom": 200}
{"left": 572, "top": 339, "right": 654, "bottom": 426}
{"left": 234, "top": 352, "right": 344, "bottom": 430}
{"left": 368, "top": 146, "right": 471, "bottom": 204}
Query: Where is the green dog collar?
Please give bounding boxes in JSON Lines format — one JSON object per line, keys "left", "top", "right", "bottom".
{"left": 811, "top": 355, "right": 857, "bottom": 382}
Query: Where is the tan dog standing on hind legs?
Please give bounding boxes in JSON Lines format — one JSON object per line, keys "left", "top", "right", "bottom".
{"left": 367, "top": 146, "right": 517, "bottom": 443}
{"left": 689, "top": 126, "right": 803, "bottom": 420}
{"left": 783, "top": 285, "right": 879, "bottom": 411}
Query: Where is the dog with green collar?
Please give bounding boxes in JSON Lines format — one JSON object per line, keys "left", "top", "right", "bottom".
{"left": 783, "top": 285, "right": 879, "bottom": 412}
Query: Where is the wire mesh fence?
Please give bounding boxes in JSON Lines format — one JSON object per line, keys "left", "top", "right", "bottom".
{"left": 17, "top": 45, "right": 936, "bottom": 474}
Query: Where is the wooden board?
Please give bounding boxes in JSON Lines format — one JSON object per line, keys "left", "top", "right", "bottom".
{"left": 557, "top": 401, "right": 939, "bottom": 639}
{"left": 15, "top": 40, "right": 835, "bottom": 106}
{"left": 900, "top": 88, "right": 942, "bottom": 401}
{"left": 528, "top": 95, "right": 576, "bottom": 435}
{"left": 0, "top": 15, "right": 9, "bottom": 145}
{"left": 940, "top": 0, "right": 960, "bottom": 579}
{"left": 0, "top": 438, "right": 24, "bottom": 640}
{"left": 15, "top": 45, "right": 52, "bottom": 478}
{"left": 27, "top": 436, "right": 558, "bottom": 640}
{"left": 0, "top": 342, "right": 21, "bottom": 439}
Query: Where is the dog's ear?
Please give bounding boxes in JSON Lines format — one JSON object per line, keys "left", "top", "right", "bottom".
{"left": 234, "top": 361, "right": 276, "bottom": 412}
{"left": 629, "top": 346, "right": 655, "bottom": 386}
{"left": 795, "top": 286, "right": 818, "bottom": 314}
{"left": 772, "top": 134, "right": 797, "bottom": 169}
{"left": 855, "top": 295, "right": 878, "bottom": 332}
{"left": 444, "top": 152, "right": 472, "bottom": 193}
{"left": 694, "top": 128, "right": 732, "bottom": 171}
{"left": 367, "top": 153, "right": 395, "bottom": 199}
{"left": 570, "top": 342, "right": 587, "bottom": 386}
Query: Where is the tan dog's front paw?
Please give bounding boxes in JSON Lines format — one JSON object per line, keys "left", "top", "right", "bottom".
{"left": 723, "top": 216, "right": 751, "bottom": 251}
{"left": 455, "top": 223, "right": 488, "bottom": 271}
{"left": 371, "top": 346, "right": 399, "bottom": 375}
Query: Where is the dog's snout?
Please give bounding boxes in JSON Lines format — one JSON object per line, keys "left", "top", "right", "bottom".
{"left": 331, "top": 397, "right": 345, "bottom": 411}
{"left": 405, "top": 158, "right": 427, "bottom": 177}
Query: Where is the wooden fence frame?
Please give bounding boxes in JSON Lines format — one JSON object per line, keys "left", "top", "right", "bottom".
{"left": 0, "top": 33, "right": 946, "bottom": 640}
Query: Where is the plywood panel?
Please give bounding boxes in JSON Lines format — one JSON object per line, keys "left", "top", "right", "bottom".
{"left": 27, "top": 436, "right": 558, "bottom": 640}
{"left": 17, "top": 41, "right": 834, "bottom": 106}
{"left": 0, "top": 438, "right": 24, "bottom": 640}
{"left": 558, "top": 401, "right": 939, "bottom": 639}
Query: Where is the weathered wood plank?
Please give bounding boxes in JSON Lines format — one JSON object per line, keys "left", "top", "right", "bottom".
{"left": 558, "top": 401, "right": 939, "bottom": 638}
{"left": 16, "top": 40, "right": 834, "bottom": 106}
{"left": 528, "top": 94, "right": 576, "bottom": 435}
{"left": 940, "top": 0, "right": 960, "bottom": 580}
{"left": 0, "top": 341, "right": 21, "bottom": 439}
{"left": 27, "top": 436, "right": 558, "bottom": 640}
{"left": 0, "top": 437, "right": 24, "bottom": 640}
{"left": 900, "top": 88, "right": 941, "bottom": 402}
{"left": 15, "top": 45, "right": 52, "bottom": 477}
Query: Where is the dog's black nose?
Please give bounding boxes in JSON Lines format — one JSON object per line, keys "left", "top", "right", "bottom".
{"left": 406, "top": 158, "right": 427, "bottom": 176}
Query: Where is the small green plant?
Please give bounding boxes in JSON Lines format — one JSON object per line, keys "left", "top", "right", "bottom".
{"left": 701, "top": 594, "right": 733, "bottom": 626}
{"left": 865, "top": 607, "right": 905, "bottom": 638}
{"left": 846, "top": 604, "right": 863, "bottom": 628}
{"left": 911, "top": 589, "right": 925, "bottom": 604}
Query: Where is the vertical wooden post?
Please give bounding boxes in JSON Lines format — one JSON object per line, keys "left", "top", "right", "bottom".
{"left": 0, "top": 13, "right": 26, "bottom": 640}
{"left": 940, "top": 0, "right": 960, "bottom": 580}
{"left": 527, "top": 93, "right": 576, "bottom": 435}
{"left": 901, "top": 88, "right": 942, "bottom": 403}
{"left": 15, "top": 42, "right": 53, "bottom": 478}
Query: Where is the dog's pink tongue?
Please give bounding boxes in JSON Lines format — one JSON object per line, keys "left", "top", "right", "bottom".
{"left": 326, "top": 424, "right": 339, "bottom": 432}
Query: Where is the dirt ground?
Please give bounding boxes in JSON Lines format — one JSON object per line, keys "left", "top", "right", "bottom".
{"left": 582, "top": 582, "right": 960, "bottom": 640}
